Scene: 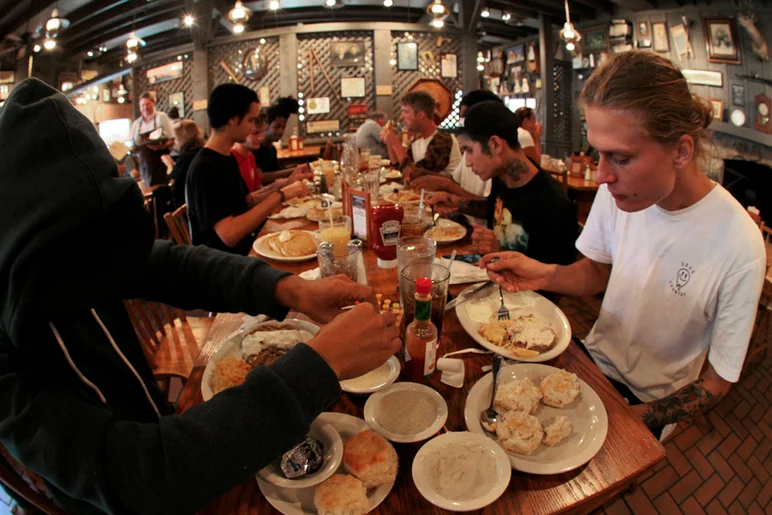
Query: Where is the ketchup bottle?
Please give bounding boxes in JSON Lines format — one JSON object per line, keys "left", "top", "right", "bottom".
{"left": 369, "top": 201, "right": 404, "bottom": 269}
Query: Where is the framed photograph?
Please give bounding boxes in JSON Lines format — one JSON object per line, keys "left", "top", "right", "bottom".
{"left": 397, "top": 42, "right": 418, "bottom": 71}
{"left": 708, "top": 98, "right": 724, "bottom": 121}
{"left": 731, "top": 84, "right": 745, "bottom": 106}
{"left": 682, "top": 69, "right": 723, "bottom": 87}
{"left": 330, "top": 40, "right": 366, "bottom": 67}
{"left": 652, "top": 22, "right": 669, "bottom": 52}
{"left": 670, "top": 24, "right": 690, "bottom": 61}
{"left": 584, "top": 27, "right": 609, "bottom": 52}
{"left": 340, "top": 77, "right": 365, "bottom": 98}
{"left": 168, "top": 92, "right": 185, "bottom": 118}
{"left": 147, "top": 62, "right": 183, "bottom": 84}
{"left": 510, "top": 44, "right": 525, "bottom": 63}
{"left": 637, "top": 21, "right": 650, "bottom": 39}
{"left": 102, "top": 89, "right": 111, "bottom": 102}
{"left": 440, "top": 53, "right": 457, "bottom": 78}
{"left": 704, "top": 18, "right": 741, "bottom": 64}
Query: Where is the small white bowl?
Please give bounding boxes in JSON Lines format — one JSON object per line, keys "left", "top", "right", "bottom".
{"left": 364, "top": 382, "right": 448, "bottom": 443}
{"left": 340, "top": 356, "right": 401, "bottom": 395}
{"left": 256, "top": 419, "right": 343, "bottom": 489}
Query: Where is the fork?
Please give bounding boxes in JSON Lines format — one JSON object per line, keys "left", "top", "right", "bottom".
{"left": 496, "top": 283, "right": 510, "bottom": 320}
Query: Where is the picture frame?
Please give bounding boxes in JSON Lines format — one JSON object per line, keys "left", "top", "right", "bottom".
{"left": 146, "top": 62, "right": 183, "bottom": 84}
{"left": 670, "top": 24, "right": 691, "bottom": 61}
{"left": 682, "top": 69, "right": 723, "bottom": 87}
{"left": 637, "top": 21, "right": 650, "bottom": 39}
{"left": 340, "top": 77, "right": 365, "bottom": 98}
{"left": 708, "top": 98, "right": 724, "bottom": 121}
{"left": 652, "top": 22, "right": 669, "bottom": 52}
{"left": 397, "top": 42, "right": 418, "bottom": 71}
{"left": 703, "top": 18, "right": 741, "bottom": 64}
{"left": 440, "top": 53, "right": 457, "bottom": 78}
{"left": 343, "top": 183, "right": 371, "bottom": 242}
{"left": 731, "top": 84, "right": 745, "bottom": 107}
{"left": 168, "top": 92, "right": 185, "bottom": 118}
{"left": 330, "top": 40, "right": 366, "bottom": 67}
{"left": 0, "top": 71, "right": 14, "bottom": 84}
{"left": 526, "top": 42, "right": 540, "bottom": 73}
{"left": 583, "top": 27, "right": 609, "bottom": 52}
{"left": 755, "top": 94, "right": 771, "bottom": 134}
{"left": 510, "top": 44, "right": 525, "bottom": 63}
{"left": 102, "top": 89, "right": 111, "bottom": 103}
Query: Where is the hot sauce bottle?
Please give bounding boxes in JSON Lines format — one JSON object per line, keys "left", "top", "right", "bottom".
{"left": 369, "top": 201, "right": 404, "bottom": 269}
{"left": 405, "top": 277, "right": 439, "bottom": 382}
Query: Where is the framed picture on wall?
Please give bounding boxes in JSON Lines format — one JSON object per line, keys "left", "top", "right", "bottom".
{"left": 440, "top": 53, "right": 457, "bottom": 78}
{"left": 682, "top": 69, "right": 723, "bottom": 87}
{"left": 397, "top": 42, "right": 418, "bottom": 71}
{"left": 731, "top": 84, "right": 745, "bottom": 106}
{"left": 0, "top": 71, "right": 14, "bottom": 84}
{"left": 340, "top": 77, "right": 365, "bottom": 98}
{"left": 510, "top": 44, "right": 525, "bottom": 63}
{"left": 169, "top": 92, "right": 185, "bottom": 118}
{"left": 652, "top": 22, "right": 669, "bottom": 52}
{"left": 703, "top": 18, "right": 741, "bottom": 64}
{"left": 583, "top": 27, "right": 609, "bottom": 52}
{"left": 708, "top": 98, "right": 724, "bottom": 121}
{"left": 330, "top": 40, "right": 366, "bottom": 67}
{"left": 670, "top": 24, "right": 691, "bottom": 61}
{"left": 637, "top": 21, "right": 650, "bottom": 39}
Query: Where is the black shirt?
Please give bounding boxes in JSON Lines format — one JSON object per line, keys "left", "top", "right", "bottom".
{"left": 186, "top": 148, "right": 254, "bottom": 256}
{"left": 252, "top": 144, "right": 280, "bottom": 173}
{"left": 486, "top": 169, "right": 578, "bottom": 266}
{"left": 169, "top": 146, "right": 202, "bottom": 208}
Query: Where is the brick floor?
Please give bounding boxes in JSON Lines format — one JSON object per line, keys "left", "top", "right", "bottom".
{"left": 568, "top": 295, "right": 772, "bottom": 515}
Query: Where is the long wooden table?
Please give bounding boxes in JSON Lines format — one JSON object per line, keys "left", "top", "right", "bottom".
{"left": 176, "top": 216, "right": 665, "bottom": 515}
{"left": 277, "top": 145, "right": 322, "bottom": 168}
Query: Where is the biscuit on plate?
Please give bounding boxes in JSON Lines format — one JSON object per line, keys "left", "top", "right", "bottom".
{"left": 540, "top": 370, "right": 580, "bottom": 408}
{"left": 496, "top": 410, "right": 544, "bottom": 455}
{"left": 494, "top": 377, "right": 543, "bottom": 415}
{"left": 314, "top": 474, "right": 369, "bottom": 515}
{"left": 543, "top": 415, "right": 572, "bottom": 446}
{"left": 342, "top": 430, "right": 398, "bottom": 489}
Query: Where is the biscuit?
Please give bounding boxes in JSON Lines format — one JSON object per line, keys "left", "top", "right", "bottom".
{"left": 494, "top": 377, "right": 543, "bottom": 415}
{"left": 543, "top": 416, "right": 572, "bottom": 446}
{"left": 496, "top": 410, "right": 544, "bottom": 455}
{"left": 540, "top": 370, "right": 580, "bottom": 408}
{"left": 342, "top": 430, "right": 398, "bottom": 489}
{"left": 314, "top": 474, "right": 369, "bottom": 515}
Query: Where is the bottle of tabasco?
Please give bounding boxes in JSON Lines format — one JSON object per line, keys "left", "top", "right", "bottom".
{"left": 405, "top": 277, "right": 438, "bottom": 382}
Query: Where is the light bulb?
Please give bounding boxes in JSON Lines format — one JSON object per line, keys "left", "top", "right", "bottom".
{"left": 383, "top": 0, "right": 392, "bottom": 6}
{"left": 298, "top": 92, "right": 303, "bottom": 98}
{"left": 126, "top": 37, "right": 138, "bottom": 49}
{"left": 326, "top": 0, "right": 336, "bottom": 6}
{"left": 431, "top": 18, "right": 444, "bottom": 28}
{"left": 477, "top": 51, "right": 485, "bottom": 63}
{"left": 126, "top": 51, "right": 137, "bottom": 63}
{"left": 431, "top": 1, "right": 445, "bottom": 14}
{"left": 183, "top": 14, "right": 194, "bottom": 27}
{"left": 118, "top": 97, "right": 126, "bottom": 104}
{"left": 269, "top": 0, "right": 280, "bottom": 10}
{"left": 389, "top": 59, "right": 396, "bottom": 66}
{"left": 299, "top": 114, "right": 305, "bottom": 121}
{"left": 298, "top": 107, "right": 304, "bottom": 113}
{"left": 233, "top": 22, "right": 245, "bottom": 33}
{"left": 43, "top": 38, "right": 56, "bottom": 50}
{"left": 46, "top": 18, "right": 60, "bottom": 32}
{"left": 481, "top": 8, "right": 490, "bottom": 17}
{"left": 502, "top": 12, "right": 511, "bottom": 21}
{"left": 33, "top": 44, "right": 41, "bottom": 53}
{"left": 298, "top": 99, "right": 304, "bottom": 105}
{"left": 87, "top": 50, "right": 94, "bottom": 57}
{"left": 477, "top": 64, "right": 485, "bottom": 71}
{"left": 231, "top": 2, "right": 245, "bottom": 19}
{"left": 259, "top": 38, "right": 266, "bottom": 44}
{"left": 566, "top": 42, "right": 575, "bottom": 51}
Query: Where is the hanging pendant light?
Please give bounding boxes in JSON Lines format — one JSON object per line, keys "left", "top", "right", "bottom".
{"left": 426, "top": 0, "right": 448, "bottom": 29}
{"left": 229, "top": 1, "right": 252, "bottom": 22}
{"left": 559, "top": 0, "right": 581, "bottom": 52}
{"left": 44, "top": 8, "right": 69, "bottom": 38}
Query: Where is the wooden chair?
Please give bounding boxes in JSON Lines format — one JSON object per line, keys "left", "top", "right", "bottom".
{"left": 0, "top": 444, "right": 64, "bottom": 515}
{"left": 124, "top": 300, "right": 213, "bottom": 393}
{"left": 163, "top": 204, "right": 191, "bottom": 245}
{"left": 143, "top": 193, "right": 158, "bottom": 239}
{"left": 545, "top": 169, "right": 569, "bottom": 191}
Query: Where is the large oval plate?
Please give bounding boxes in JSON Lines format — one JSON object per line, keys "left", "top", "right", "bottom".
{"left": 253, "top": 230, "right": 317, "bottom": 262}
{"left": 464, "top": 363, "right": 608, "bottom": 474}
{"left": 455, "top": 286, "right": 571, "bottom": 362}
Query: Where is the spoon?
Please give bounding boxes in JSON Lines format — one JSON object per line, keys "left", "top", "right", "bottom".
{"left": 480, "top": 354, "right": 503, "bottom": 433}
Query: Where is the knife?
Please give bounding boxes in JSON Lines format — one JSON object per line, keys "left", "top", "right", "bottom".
{"left": 445, "top": 281, "right": 493, "bottom": 311}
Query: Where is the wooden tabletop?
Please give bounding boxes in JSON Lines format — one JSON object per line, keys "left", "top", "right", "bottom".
{"left": 566, "top": 175, "right": 600, "bottom": 192}
{"left": 176, "top": 211, "right": 664, "bottom": 515}
{"left": 277, "top": 145, "right": 322, "bottom": 161}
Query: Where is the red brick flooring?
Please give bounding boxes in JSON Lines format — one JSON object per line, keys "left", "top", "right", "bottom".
{"left": 558, "top": 296, "right": 772, "bottom": 515}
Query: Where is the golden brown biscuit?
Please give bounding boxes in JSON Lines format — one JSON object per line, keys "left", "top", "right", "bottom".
{"left": 342, "top": 430, "right": 398, "bottom": 489}
{"left": 314, "top": 474, "right": 369, "bottom": 515}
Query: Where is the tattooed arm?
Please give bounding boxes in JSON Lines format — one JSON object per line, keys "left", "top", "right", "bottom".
{"left": 632, "top": 363, "right": 731, "bottom": 428}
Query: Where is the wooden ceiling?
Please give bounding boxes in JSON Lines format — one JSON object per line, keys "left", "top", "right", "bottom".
{"left": 0, "top": 0, "right": 628, "bottom": 69}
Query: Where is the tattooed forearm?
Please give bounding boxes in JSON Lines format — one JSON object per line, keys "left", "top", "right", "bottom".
{"left": 641, "top": 378, "right": 724, "bottom": 428}
{"left": 458, "top": 198, "right": 488, "bottom": 219}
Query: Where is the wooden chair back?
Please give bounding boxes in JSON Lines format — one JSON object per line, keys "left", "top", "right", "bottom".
{"left": 163, "top": 204, "right": 191, "bottom": 245}
{"left": 0, "top": 444, "right": 64, "bottom": 514}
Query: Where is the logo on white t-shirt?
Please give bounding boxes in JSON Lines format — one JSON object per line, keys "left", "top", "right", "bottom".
{"left": 669, "top": 262, "right": 695, "bottom": 296}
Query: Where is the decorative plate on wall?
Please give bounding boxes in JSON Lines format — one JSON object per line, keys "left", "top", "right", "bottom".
{"left": 244, "top": 48, "right": 267, "bottom": 81}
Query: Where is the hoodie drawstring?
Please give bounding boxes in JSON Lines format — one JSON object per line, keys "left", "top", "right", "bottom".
{"left": 49, "top": 322, "right": 108, "bottom": 405}
{"left": 91, "top": 309, "right": 161, "bottom": 420}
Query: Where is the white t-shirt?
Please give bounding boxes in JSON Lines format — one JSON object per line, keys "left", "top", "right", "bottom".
{"left": 411, "top": 131, "right": 462, "bottom": 175}
{"left": 131, "top": 111, "right": 175, "bottom": 145}
{"left": 517, "top": 128, "right": 535, "bottom": 149}
{"left": 450, "top": 157, "right": 491, "bottom": 197}
{"left": 577, "top": 184, "right": 766, "bottom": 402}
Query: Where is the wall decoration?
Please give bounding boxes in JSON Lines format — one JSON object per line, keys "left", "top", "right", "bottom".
{"left": 510, "top": 44, "right": 525, "bottom": 63}
{"left": 146, "top": 62, "right": 183, "bottom": 84}
{"left": 583, "top": 27, "right": 609, "bottom": 52}
{"left": 340, "top": 77, "right": 366, "bottom": 98}
{"left": 682, "top": 69, "right": 723, "bottom": 87}
{"left": 0, "top": 71, "right": 14, "bottom": 84}
{"left": 330, "top": 40, "right": 366, "bottom": 67}
{"left": 637, "top": 21, "right": 650, "bottom": 39}
{"left": 708, "top": 98, "right": 724, "bottom": 121}
{"left": 440, "top": 53, "right": 457, "bottom": 78}
{"left": 348, "top": 104, "right": 368, "bottom": 131}
{"left": 168, "top": 92, "right": 185, "bottom": 118}
{"left": 307, "top": 97, "right": 330, "bottom": 114}
{"left": 670, "top": 24, "right": 693, "bottom": 62}
{"left": 756, "top": 94, "right": 771, "bottom": 134}
{"left": 652, "top": 22, "right": 669, "bottom": 52}
{"left": 703, "top": 18, "right": 741, "bottom": 64}
{"left": 102, "top": 89, "right": 111, "bottom": 103}
{"left": 243, "top": 48, "right": 268, "bottom": 81}
{"left": 258, "top": 86, "right": 270, "bottom": 107}
{"left": 737, "top": 14, "right": 769, "bottom": 62}
{"left": 506, "top": 49, "right": 516, "bottom": 64}
{"left": 397, "top": 42, "right": 418, "bottom": 71}
{"left": 376, "top": 85, "right": 392, "bottom": 95}
{"left": 526, "top": 42, "right": 540, "bottom": 73}
{"left": 408, "top": 78, "right": 453, "bottom": 122}
{"left": 307, "top": 119, "right": 341, "bottom": 133}
{"left": 732, "top": 84, "right": 745, "bottom": 106}
{"left": 730, "top": 108, "right": 746, "bottom": 127}
{"left": 420, "top": 50, "right": 436, "bottom": 69}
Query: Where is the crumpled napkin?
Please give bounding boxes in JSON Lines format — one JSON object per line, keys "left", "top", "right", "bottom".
{"left": 437, "top": 358, "right": 465, "bottom": 388}
{"left": 437, "top": 258, "right": 490, "bottom": 285}
{"left": 268, "top": 205, "right": 310, "bottom": 219}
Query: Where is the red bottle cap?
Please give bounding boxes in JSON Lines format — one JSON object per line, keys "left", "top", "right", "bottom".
{"left": 416, "top": 277, "right": 432, "bottom": 294}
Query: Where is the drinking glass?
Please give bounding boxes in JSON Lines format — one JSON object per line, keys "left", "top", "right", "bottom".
{"left": 318, "top": 215, "right": 351, "bottom": 257}
{"left": 320, "top": 161, "right": 336, "bottom": 190}
{"left": 401, "top": 204, "right": 433, "bottom": 239}
{"left": 400, "top": 263, "right": 450, "bottom": 340}
{"left": 359, "top": 149, "right": 370, "bottom": 172}
{"left": 317, "top": 240, "right": 361, "bottom": 282}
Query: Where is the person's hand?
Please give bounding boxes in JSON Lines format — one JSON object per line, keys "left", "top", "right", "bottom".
{"left": 471, "top": 224, "right": 500, "bottom": 255}
{"left": 161, "top": 154, "right": 175, "bottom": 173}
{"left": 308, "top": 303, "right": 401, "bottom": 380}
{"left": 380, "top": 127, "right": 401, "bottom": 149}
{"left": 411, "top": 175, "right": 454, "bottom": 193}
{"left": 532, "top": 122, "right": 543, "bottom": 140}
{"left": 281, "top": 180, "right": 310, "bottom": 200}
{"left": 275, "top": 274, "right": 372, "bottom": 323}
{"left": 479, "top": 252, "right": 556, "bottom": 293}
{"left": 288, "top": 164, "right": 313, "bottom": 184}
{"left": 426, "top": 191, "right": 460, "bottom": 216}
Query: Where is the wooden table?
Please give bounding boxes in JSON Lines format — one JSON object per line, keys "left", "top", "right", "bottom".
{"left": 177, "top": 217, "right": 665, "bottom": 515}
{"left": 566, "top": 175, "right": 599, "bottom": 192}
{"left": 277, "top": 145, "right": 322, "bottom": 168}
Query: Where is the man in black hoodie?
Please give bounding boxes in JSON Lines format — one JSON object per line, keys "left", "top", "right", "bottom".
{"left": 0, "top": 78, "right": 401, "bottom": 514}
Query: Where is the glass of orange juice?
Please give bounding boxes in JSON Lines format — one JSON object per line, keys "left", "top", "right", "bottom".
{"left": 319, "top": 215, "right": 351, "bottom": 257}
{"left": 320, "top": 161, "right": 336, "bottom": 190}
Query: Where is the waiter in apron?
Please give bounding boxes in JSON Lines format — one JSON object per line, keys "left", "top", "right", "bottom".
{"left": 131, "top": 92, "right": 175, "bottom": 186}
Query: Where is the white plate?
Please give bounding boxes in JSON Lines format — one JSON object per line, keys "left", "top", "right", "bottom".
{"left": 252, "top": 230, "right": 317, "bottom": 262}
{"left": 412, "top": 432, "right": 511, "bottom": 512}
{"left": 340, "top": 356, "right": 401, "bottom": 395}
{"left": 256, "top": 412, "right": 395, "bottom": 515}
{"left": 463, "top": 364, "right": 608, "bottom": 474}
{"left": 455, "top": 287, "right": 571, "bottom": 362}
{"left": 425, "top": 219, "right": 467, "bottom": 244}
{"left": 364, "top": 382, "right": 448, "bottom": 443}
{"left": 257, "top": 420, "right": 343, "bottom": 489}
{"left": 382, "top": 169, "right": 403, "bottom": 180}
{"left": 201, "top": 319, "right": 320, "bottom": 401}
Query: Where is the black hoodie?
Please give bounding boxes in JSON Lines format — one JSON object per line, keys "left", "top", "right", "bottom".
{"left": 0, "top": 79, "right": 341, "bottom": 514}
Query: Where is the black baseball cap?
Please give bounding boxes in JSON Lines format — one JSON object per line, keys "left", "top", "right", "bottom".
{"left": 454, "top": 100, "right": 521, "bottom": 149}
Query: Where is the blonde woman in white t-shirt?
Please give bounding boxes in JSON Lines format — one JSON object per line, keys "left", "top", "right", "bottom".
{"left": 480, "top": 51, "right": 766, "bottom": 440}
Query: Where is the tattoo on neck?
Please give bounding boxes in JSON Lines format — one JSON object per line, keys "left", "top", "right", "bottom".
{"left": 641, "top": 378, "right": 722, "bottom": 428}
{"left": 503, "top": 159, "right": 527, "bottom": 181}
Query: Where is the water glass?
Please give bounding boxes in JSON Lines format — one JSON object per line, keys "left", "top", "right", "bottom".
{"left": 361, "top": 170, "right": 380, "bottom": 199}
{"left": 400, "top": 263, "right": 450, "bottom": 340}
{"left": 397, "top": 237, "right": 436, "bottom": 307}
{"left": 317, "top": 240, "right": 361, "bottom": 282}
{"left": 401, "top": 204, "right": 433, "bottom": 239}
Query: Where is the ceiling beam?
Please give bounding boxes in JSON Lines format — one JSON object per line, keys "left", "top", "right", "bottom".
{"left": 60, "top": 0, "right": 132, "bottom": 32}
{"left": 571, "top": 0, "right": 614, "bottom": 14}
{"left": 69, "top": 8, "right": 182, "bottom": 55}
{"left": 0, "top": 0, "right": 57, "bottom": 43}
{"left": 94, "top": 28, "right": 192, "bottom": 67}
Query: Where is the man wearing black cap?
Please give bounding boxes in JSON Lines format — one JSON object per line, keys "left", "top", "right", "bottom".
{"left": 429, "top": 100, "right": 578, "bottom": 266}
